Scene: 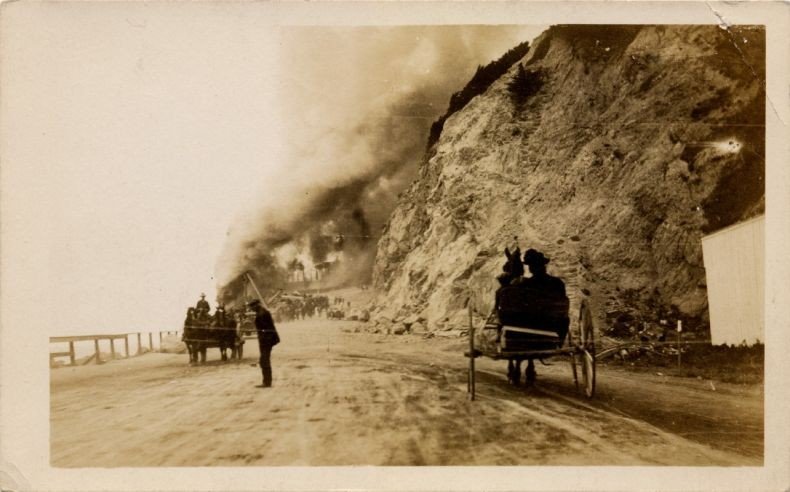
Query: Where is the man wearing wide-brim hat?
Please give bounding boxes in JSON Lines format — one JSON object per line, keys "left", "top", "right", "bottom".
{"left": 195, "top": 292, "right": 210, "bottom": 315}
{"left": 522, "top": 248, "right": 566, "bottom": 296}
{"left": 248, "top": 299, "right": 280, "bottom": 388}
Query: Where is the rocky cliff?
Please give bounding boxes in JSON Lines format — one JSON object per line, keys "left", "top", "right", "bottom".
{"left": 370, "top": 25, "right": 765, "bottom": 336}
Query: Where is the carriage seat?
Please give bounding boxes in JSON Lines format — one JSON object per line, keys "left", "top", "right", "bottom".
{"left": 496, "top": 284, "right": 570, "bottom": 351}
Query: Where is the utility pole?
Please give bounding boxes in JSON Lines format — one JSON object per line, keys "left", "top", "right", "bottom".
{"left": 244, "top": 272, "right": 269, "bottom": 310}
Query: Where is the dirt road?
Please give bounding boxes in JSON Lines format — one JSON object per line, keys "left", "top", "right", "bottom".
{"left": 50, "top": 320, "right": 762, "bottom": 466}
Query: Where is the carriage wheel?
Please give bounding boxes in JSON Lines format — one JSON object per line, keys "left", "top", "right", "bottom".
{"left": 467, "top": 352, "right": 476, "bottom": 400}
{"left": 578, "top": 300, "right": 597, "bottom": 398}
{"left": 566, "top": 325, "right": 579, "bottom": 390}
{"left": 568, "top": 327, "right": 579, "bottom": 391}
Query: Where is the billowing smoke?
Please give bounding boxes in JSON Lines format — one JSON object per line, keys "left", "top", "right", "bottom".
{"left": 215, "top": 26, "right": 542, "bottom": 303}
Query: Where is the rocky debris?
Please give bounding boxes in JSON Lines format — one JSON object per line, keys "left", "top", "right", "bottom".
{"left": 434, "top": 329, "right": 467, "bottom": 338}
{"left": 410, "top": 321, "right": 428, "bottom": 334}
{"left": 598, "top": 324, "right": 704, "bottom": 363}
{"left": 401, "top": 314, "right": 419, "bottom": 328}
{"left": 371, "top": 25, "right": 764, "bottom": 337}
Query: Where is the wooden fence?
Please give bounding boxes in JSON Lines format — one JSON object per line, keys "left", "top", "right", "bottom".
{"left": 49, "top": 330, "right": 180, "bottom": 366}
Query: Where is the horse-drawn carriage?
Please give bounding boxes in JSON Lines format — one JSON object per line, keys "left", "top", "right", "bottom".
{"left": 182, "top": 307, "right": 245, "bottom": 364}
{"left": 465, "top": 283, "right": 597, "bottom": 400}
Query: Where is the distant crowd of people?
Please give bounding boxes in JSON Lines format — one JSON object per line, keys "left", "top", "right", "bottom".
{"left": 271, "top": 293, "right": 357, "bottom": 322}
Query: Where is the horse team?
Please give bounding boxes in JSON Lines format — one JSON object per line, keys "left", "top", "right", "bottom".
{"left": 182, "top": 305, "right": 245, "bottom": 364}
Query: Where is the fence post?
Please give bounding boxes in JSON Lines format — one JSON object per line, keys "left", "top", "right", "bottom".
{"left": 136, "top": 332, "right": 142, "bottom": 355}
{"left": 124, "top": 335, "right": 130, "bottom": 358}
{"left": 69, "top": 341, "right": 75, "bottom": 365}
{"left": 94, "top": 339, "right": 101, "bottom": 364}
{"left": 149, "top": 332, "right": 153, "bottom": 351}
{"left": 110, "top": 338, "right": 116, "bottom": 360}
{"left": 159, "top": 331, "right": 163, "bottom": 349}
{"left": 677, "top": 320, "right": 682, "bottom": 370}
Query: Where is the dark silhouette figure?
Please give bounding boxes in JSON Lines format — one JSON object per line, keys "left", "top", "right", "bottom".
{"left": 195, "top": 293, "right": 210, "bottom": 318}
{"left": 249, "top": 299, "right": 280, "bottom": 388}
{"left": 521, "top": 249, "right": 566, "bottom": 298}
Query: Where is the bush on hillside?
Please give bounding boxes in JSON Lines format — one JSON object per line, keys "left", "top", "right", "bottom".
{"left": 507, "top": 63, "right": 543, "bottom": 107}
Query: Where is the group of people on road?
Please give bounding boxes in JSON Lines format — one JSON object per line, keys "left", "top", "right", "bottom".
{"left": 273, "top": 294, "right": 330, "bottom": 322}
{"left": 187, "top": 244, "right": 561, "bottom": 389}
{"left": 271, "top": 293, "right": 359, "bottom": 322}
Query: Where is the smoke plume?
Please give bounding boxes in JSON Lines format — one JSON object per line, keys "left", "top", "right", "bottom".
{"left": 215, "top": 26, "right": 542, "bottom": 304}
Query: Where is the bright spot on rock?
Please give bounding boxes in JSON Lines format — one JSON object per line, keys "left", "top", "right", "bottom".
{"left": 714, "top": 139, "right": 742, "bottom": 154}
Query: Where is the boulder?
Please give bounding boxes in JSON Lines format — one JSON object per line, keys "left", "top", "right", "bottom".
{"left": 402, "top": 314, "right": 419, "bottom": 328}
{"left": 410, "top": 321, "right": 428, "bottom": 334}
{"left": 443, "top": 310, "right": 469, "bottom": 330}
{"left": 435, "top": 329, "right": 464, "bottom": 338}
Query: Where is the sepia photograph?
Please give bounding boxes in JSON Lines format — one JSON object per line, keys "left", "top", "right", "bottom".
{"left": 1, "top": 1, "right": 788, "bottom": 491}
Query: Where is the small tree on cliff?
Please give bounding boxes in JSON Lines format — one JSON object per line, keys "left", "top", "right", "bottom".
{"left": 507, "top": 63, "right": 543, "bottom": 108}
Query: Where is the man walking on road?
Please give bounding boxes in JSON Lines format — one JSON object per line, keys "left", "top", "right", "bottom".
{"left": 248, "top": 299, "right": 280, "bottom": 388}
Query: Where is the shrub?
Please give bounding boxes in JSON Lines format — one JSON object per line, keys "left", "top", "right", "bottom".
{"left": 507, "top": 63, "right": 543, "bottom": 107}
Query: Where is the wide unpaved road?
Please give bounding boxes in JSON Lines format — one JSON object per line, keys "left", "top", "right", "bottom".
{"left": 51, "top": 320, "right": 762, "bottom": 466}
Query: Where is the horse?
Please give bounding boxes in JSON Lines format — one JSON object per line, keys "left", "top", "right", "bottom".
{"left": 182, "top": 307, "right": 204, "bottom": 365}
{"left": 212, "top": 308, "right": 241, "bottom": 361}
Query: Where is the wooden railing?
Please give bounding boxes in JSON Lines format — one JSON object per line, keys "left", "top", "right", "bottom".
{"left": 49, "top": 330, "right": 180, "bottom": 366}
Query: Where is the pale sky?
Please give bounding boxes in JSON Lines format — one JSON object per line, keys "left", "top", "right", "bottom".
{"left": 1, "top": 3, "right": 544, "bottom": 335}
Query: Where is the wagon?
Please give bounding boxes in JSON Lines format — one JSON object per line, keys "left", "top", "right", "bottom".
{"left": 464, "top": 286, "right": 597, "bottom": 400}
{"left": 183, "top": 320, "right": 245, "bottom": 364}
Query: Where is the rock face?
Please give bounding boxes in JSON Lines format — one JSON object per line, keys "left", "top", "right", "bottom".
{"left": 371, "top": 25, "right": 765, "bottom": 335}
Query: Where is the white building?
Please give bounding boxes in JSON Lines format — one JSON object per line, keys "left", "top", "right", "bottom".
{"left": 701, "top": 215, "right": 764, "bottom": 345}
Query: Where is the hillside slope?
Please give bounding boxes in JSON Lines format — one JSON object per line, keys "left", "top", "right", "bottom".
{"left": 371, "top": 25, "right": 765, "bottom": 335}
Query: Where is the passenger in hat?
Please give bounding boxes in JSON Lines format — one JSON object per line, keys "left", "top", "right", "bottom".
{"left": 503, "top": 249, "right": 569, "bottom": 385}
{"left": 522, "top": 249, "right": 566, "bottom": 297}
{"left": 248, "top": 298, "right": 280, "bottom": 388}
